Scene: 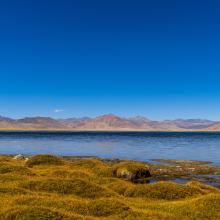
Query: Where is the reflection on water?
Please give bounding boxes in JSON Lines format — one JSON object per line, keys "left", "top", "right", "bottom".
{"left": 0, "top": 132, "right": 220, "bottom": 164}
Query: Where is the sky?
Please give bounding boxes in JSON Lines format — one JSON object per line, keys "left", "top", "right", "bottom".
{"left": 0, "top": 0, "right": 220, "bottom": 120}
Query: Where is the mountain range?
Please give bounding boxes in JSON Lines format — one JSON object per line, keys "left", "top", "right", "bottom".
{"left": 0, "top": 114, "right": 219, "bottom": 131}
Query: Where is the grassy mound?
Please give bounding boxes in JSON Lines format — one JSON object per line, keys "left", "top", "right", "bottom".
{"left": 26, "top": 155, "right": 64, "bottom": 167}
{"left": 147, "top": 193, "right": 220, "bottom": 219}
{"left": 113, "top": 161, "right": 151, "bottom": 182}
{"left": 70, "top": 158, "right": 107, "bottom": 170}
{"left": 69, "top": 158, "right": 113, "bottom": 177}
{"left": 79, "top": 198, "right": 130, "bottom": 217}
{"left": 0, "top": 154, "right": 219, "bottom": 220}
{"left": 185, "top": 194, "right": 220, "bottom": 219}
{"left": 107, "top": 179, "right": 134, "bottom": 195}
{"left": 70, "top": 158, "right": 112, "bottom": 175}
{"left": 14, "top": 196, "right": 130, "bottom": 217}
{"left": 1, "top": 206, "right": 82, "bottom": 220}
{"left": 20, "top": 178, "right": 115, "bottom": 198}
{"left": 187, "top": 181, "right": 220, "bottom": 193}
{"left": 0, "top": 163, "right": 32, "bottom": 175}
{"left": 51, "top": 170, "right": 91, "bottom": 180}
{"left": 124, "top": 181, "right": 204, "bottom": 200}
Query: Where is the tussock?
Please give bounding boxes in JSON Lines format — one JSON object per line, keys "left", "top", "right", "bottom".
{"left": 0, "top": 163, "right": 32, "bottom": 175}
{"left": 1, "top": 206, "right": 83, "bottom": 220}
{"left": 20, "top": 178, "right": 115, "bottom": 198}
{"left": 26, "top": 154, "right": 64, "bottom": 167}
{"left": 0, "top": 155, "right": 219, "bottom": 220}
{"left": 124, "top": 181, "right": 204, "bottom": 200}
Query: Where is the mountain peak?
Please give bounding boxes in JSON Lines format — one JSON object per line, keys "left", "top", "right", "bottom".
{"left": 129, "top": 115, "right": 150, "bottom": 121}
{"left": 96, "top": 114, "right": 120, "bottom": 120}
{"left": 0, "top": 114, "right": 218, "bottom": 131}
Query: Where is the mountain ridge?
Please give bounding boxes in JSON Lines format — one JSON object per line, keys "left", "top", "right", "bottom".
{"left": 0, "top": 114, "right": 219, "bottom": 131}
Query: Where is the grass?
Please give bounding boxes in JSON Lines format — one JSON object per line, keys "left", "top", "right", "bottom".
{"left": 123, "top": 181, "right": 206, "bottom": 199}
{"left": 112, "top": 161, "right": 151, "bottom": 182}
{"left": 1, "top": 206, "right": 79, "bottom": 220}
{"left": 26, "top": 154, "right": 64, "bottom": 167}
{"left": 20, "top": 178, "right": 116, "bottom": 198}
{"left": 0, "top": 155, "right": 219, "bottom": 219}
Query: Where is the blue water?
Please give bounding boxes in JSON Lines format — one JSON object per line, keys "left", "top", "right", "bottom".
{"left": 0, "top": 132, "right": 220, "bottom": 164}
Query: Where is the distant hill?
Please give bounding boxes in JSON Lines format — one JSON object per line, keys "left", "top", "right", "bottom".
{"left": 17, "top": 117, "right": 65, "bottom": 129}
{"left": 160, "top": 119, "right": 217, "bottom": 129}
{"left": 0, "top": 114, "right": 218, "bottom": 131}
{"left": 0, "top": 116, "right": 66, "bottom": 130}
{"left": 204, "top": 123, "right": 220, "bottom": 131}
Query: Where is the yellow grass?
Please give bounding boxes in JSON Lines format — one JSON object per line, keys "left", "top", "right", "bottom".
{"left": 0, "top": 155, "right": 219, "bottom": 219}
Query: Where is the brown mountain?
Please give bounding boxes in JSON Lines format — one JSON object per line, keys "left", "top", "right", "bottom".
{"left": 159, "top": 119, "right": 217, "bottom": 130}
{"left": 59, "top": 117, "right": 91, "bottom": 129}
{"left": 17, "top": 117, "right": 65, "bottom": 129}
{"left": 204, "top": 123, "right": 220, "bottom": 131}
{"left": 0, "top": 114, "right": 219, "bottom": 131}
{"left": 0, "top": 116, "right": 65, "bottom": 130}
{"left": 65, "top": 114, "right": 139, "bottom": 130}
{"left": 128, "top": 116, "right": 151, "bottom": 127}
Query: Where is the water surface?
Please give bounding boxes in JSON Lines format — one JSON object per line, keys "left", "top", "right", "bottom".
{"left": 0, "top": 132, "right": 220, "bottom": 164}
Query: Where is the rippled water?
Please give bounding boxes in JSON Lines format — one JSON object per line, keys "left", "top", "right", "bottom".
{"left": 0, "top": 132, "right": 220, "bottom": 164}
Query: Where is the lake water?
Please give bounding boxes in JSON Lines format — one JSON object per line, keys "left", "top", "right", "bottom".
{"left": 0, "top": 132, "right": 220, "bottom": 164}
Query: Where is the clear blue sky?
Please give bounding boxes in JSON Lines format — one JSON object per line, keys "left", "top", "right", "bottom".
{"left": 0, "top": 0, "right": 220, "bottom": 120}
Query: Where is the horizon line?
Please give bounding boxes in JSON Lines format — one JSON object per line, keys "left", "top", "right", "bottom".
{"left": 0, "top": 113, "right": 219, "bottom": 122}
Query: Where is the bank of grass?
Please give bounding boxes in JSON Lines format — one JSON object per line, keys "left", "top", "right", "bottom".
{"left": 0, "top": 155, "right": 219, "bottom": 219}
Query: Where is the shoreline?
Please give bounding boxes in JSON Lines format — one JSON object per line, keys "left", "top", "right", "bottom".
{"left": 58, "top": 156, "right": 220, "bottom": 188}
{"left": 4, "top": 154, "right": 220, "bottom": 188}
{"left": 0, "top": 129, "right": 220, "bottom": 132}
{"left": 0, "top": 154, "right": 220, "bottom": 219}
{"left": 2, "top": 153, "right": 220, "bottom": 166}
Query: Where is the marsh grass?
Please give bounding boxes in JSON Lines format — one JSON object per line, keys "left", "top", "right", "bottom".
{"left": 125, "top": 181, "right": 205, "bottom": 199}
{"left": 20, "top": 178, "right": 116, "bottom": 198}
{"left": 112, "top": 161, "right": 151, "bottom": 182}
{"left": 26, "top": 155, "right": 64, "bottom": 167}
{"left": 0, "top": 163, "right": 32, "bottom": 175}
{"left": 0, "top": 155, "right": 219, "bottom": 219}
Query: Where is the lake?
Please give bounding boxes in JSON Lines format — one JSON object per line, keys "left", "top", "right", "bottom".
{"left": 0, "top": 131, "right": 220, "bottom": 164}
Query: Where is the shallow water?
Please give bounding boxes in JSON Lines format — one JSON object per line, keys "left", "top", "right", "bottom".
{"left": 0, "top": 131, "right": 220, "bottom": 164}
